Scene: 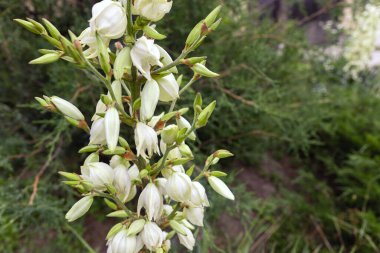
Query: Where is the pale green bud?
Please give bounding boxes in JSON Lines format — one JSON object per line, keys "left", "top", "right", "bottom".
{"left": 79, "top": 145, "right": 99, "bottom": 153}
{"left": 26, "top": 18, "right": 46, "bottom": 34}
{"left": 161, "top": 124, "right": 179, "bottom": 145}
{"left": 127, "top": 219, "right": 145, "bottom": 236}
{"left": 51, "top": 96, "right": 84, "bottom": 120}
{"left": 96, "top": 33, "right": 111, "bottom": 74}
{"left": 114, "top": 47, "right": 132, "bottom": 80}
{"left": 106, "top": 210, "right": 129, "bottom": 218}
{"left": 208, "top": 176, "right": 234, "bottom": 200}
{"left": 143, "top": 26, "right": 166, "bottom": 40}
{"left": 191, "top": 63, "right": 219, "bottom": 78}
{"left": 196, "top": 101, "right": 216, "bottom": 128}
{"left": 42, "top": 18, "right": 61, "bottom": 39}
{"left": 58, "top": 171, "right": 81, "bottom": 181}
{"left": 110, "top": 81, "right": 123, "bottom": 106}
{"left": 35, "top": 97, "right": 48, "bottom": 107}
{"left": 181, "top": 56, "right": 207, "bottom": 66}
{"left": 106, "top": 223, "right": 124, "bottom": 240}
{"left": 204, "top": 5, "right": 222, "bottom": 26}
{"left": 29, "top": 53, "right": 61, "bottom": 64}
{"left": 14, "top": 19, "right": 40, "bottom": 34}
{"left": 65, "top": 196, "right": 93, "bottom": 222}
{"left": 185, "top": 21, "right": 203, "bottom": 47}
{"left": 214, "top": 149, "right": 234, "bottom": 158}
{"left": 179, "top": 143, "right": 193, "bottom": 158}
{"left": 210, "top": 171, "right": 227, "bottom": 177}
{"left": 169, "top": 220, "right": 187, "bottom": 235}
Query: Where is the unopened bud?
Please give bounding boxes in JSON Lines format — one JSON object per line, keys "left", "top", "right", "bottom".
{"left": 29, "top": 53, "right": 61, "bottom": 64}
{"left": 14, "top": 19, "right": 40, "bottom": 34}
{"left": 143, "top": 26, "right": 167, "bottom": 40}
{"left": 161, "top": 124, "right": 179, "bottom": 145}
{"left": 114, "top": 47, "right": 132, "bottom": 80}
{"left": 196, "top": 101, "right": 216, "bottom": 128}
{"left": 191, "top": 63, "right": 219, "bottom": 78}
{"left": 204, "top": 5, "right": 222, "bottom": 26}
{"left": 65, "top": 196, "right": 93, "bottom": 222}
{"left": 42, "top": 18, "right": 61, "bottom": 39}
{"left": 51, "top": 96, "right": 84, "bottom": 120}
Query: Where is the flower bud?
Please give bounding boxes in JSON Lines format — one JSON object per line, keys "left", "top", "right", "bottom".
{"left": 196, "top": 101, "right": 216, "bottom": 128}
{"left": 179, "top": 143, "right": 193, "bottom": 158}
{"left": 166, "top": 172, "right": 192, "bottom": 202}
{"left": 186, "top": 21, "right": 203, "bottom": 48}
{"left": 14, "top": 19, "right": 40, "bottom": 34}
{"left": 42, "top": 18, "right": 61, "bottom": 39}
{"left": 84, "top": 153, "right": 100, "bottom": 165}
{"left": 110, "top": 155, "right": 130, "bottom": 168}
{"left": 176, "top": 116, "right": 196, "bottom": 140}
{"left": 107, "top": 229, "right": 137, "bottom": 253}
{"left": 204, "top": 5, "right": 222, "bottom": 26}
{"left": 161, "top": 124, "right": 178, "bottom": 145}
{"left": 137, "top": 182, "right": 163, "bottom": 221}
{"left": 191, "top": 63, "right": 219, "bottom": 78}
{"left": 29, "top": 53, "right": 61, "bottom": 64}
{"left": 207, "top": 176, "right": 235, "bottom": 200}
{"left": 190, "top": 181, "right": 210, "bottom": 207}
{"left": 143, "top": 25, "right": 166, "bottom": 40}
{"left": 65, "top": 196, "right": 93, "bottom": 222}
{"left": 81, "top": 162, "right": 114, "bottom": 191}
{"left": 114, "top": 47, "right": 132, "bottom": 80}
{"left": 154, "top": 74, "right": 179, "bottom": 102}
{"left": 51, "top": 96, "right": 84, "bottom": 121}
{"left": 90, "top": 0, "right": 127, "bottom": 40}
{"left": 105, "top": 107, "right": 120, "bottom": 152}
{"left": 140, "top": 80, "right": 159, "bottom": 121}
{"left": 141, "top": 221, "right": 164, "bottom": 251}
{"left": 110, "top": 81, "right": 123, "bottom": 106}
{"left": 127, "top": 219, "right": 145, "bottom": 236}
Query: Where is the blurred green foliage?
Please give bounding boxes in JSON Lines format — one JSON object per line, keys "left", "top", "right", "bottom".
{"left": 2, "top": 0, "right": 380, "bottom": 252}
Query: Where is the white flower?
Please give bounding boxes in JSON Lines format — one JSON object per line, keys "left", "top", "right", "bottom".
{"left": 134, "top": 122, "right": 160, "bottom": 159}
{"left": 140, "top": 79, "right": 159, "bottom": 121}
{"left": 131, "top": 36, "right": 162, "bottom": 80}
{"left": 184, "top": 206, "right": 204, "bottom": 226}
{"left": 128, "top": 164, "right": 140, "bottom": 180}
{"left": 166, "top": 172, "right": 192, "bottom": 202}
{"left": 134, "top": 235, "right": 144, "bottom": 253}
{"left": 160, "top": 141, "right": 182, "bottom": 160}
{"left": 132, "top": 0, "right": 172, "bottom": 22}
{"left": 81, "top": 162, "right": 114, "bottom": 191}
{"left": 109, "top": 155, "right": 130, "bottom": 169}
{"left": 51, "top": 96, "right": 84, "bottom": 121}
{"left": 177, "top": 224, "right": 195, "bottom": 251}
{"left": 65, "top": 196, "right": 93, "bottom": 222}
{"left": 140, "top": 221, "right": 164, "bottom": 251}
{"left": 90, "top": 0, "right": 127, "bottom": 39}
{"left": 137, "top": 182, "right": 163, "bottom": 221}
{"left": 107, "top": 229, "right": 137, "bottom": 253}
{"left": 155, "top": 177, "right": 167, "bottom": 195}
{"left": 176, "top": 116, "right": 196, "bottom": 140}
{"left": 113, "top": 164, "right": 132, "bottom": 202}
{"left": 78, "top": 27, "right": 110, "bottom": 59}
{"left": 155, "top": 74, "right": 179, "bottom": 102}
{"left": 190, "top": 181, "right": 210, "bottom": 207}
{"left": 89, "top": 118, "right": 106, "bottom": 145}
{"left": 161, "top": 164, "right": 184, "bottom": 178}
{"left": 208, "top": 176, "right": 235, "bottom": 200}
{"left": 91, "top": 99, "right": 107, "bottom": 121}
{"left": 105, "top": 107, "right": 120, "bottom": 152}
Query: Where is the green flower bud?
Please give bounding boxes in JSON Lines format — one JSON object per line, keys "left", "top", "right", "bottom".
{"left": 114, "top": 47, "right": 132, "bottom": 80}
{"left": 106, "top": 210, "right": 129, "bottom": 218}
{"left": 42, "top": 18, "right": 61, "bottom": 39}
{"left": 127, "top": 219, "right": 145, "bottom": 236}
{"left": 65, "top": 196, "right": 93, "bottom": 222}
{"left": 143, "top": 26, "right": 167, "bottom": 40}
{"left": 51, "top": 96, "right": 84, "bottom": 120}
{"left": 106, "top": 223, "right": 124, "bottom": 240}
{"left": 29, "top": 53, "right": 61, "bottom": 64}
{"left": 191, "top": 63, "right": 219, "bottom": 78}
{"left": 14, "top": 19, "right": 40, "bottom": 34}
{"left": 161, "top": 124, "right": 179, "bottom": 145}
{"left": 58, "top": 171, "right": 81, "bottom": 181}
{"left": 196, "top": 101, "right": 216, "bottom": 128}
{"left": 79, "top": 145, "right": 100, "bottom": 153}
{"left": 204, "top": 5, "right": 222, "bottom": 26}
{"left": 96, "top": 33, "right": 111, "bottom": 75}
{"left": 169, "top": 220, "right": 187, "bottom": 235}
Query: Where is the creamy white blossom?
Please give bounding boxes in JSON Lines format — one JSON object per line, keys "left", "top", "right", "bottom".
{"left": 113, "top": 164, "right": 132, "bottom": 202}
{"left": 91, "top": 99, "right": 107, "bottom": 121}
{"left": 90, "top": 0, "right": 127, "bottom": 39}
{"left": 89, "top": 118, "right": 106, "bottom": 145}
{"left": 131, "top": 36, "right": 162, "bottom": 80}
{"left": 140, "top": 79, "right": 160, "bottom": 121}
{"left": 190, "top": 181, "right": 210, "bottom": 207}
{"left": 105, "top": 107, "right": 120, "bottom": 152}
{"left": 132, "top": 0, "right": 172, "bottom": 22}
{"left": 137, "top": 182, "right": 163, "bottom": 220}
{"left": 81, "top": 162, "right": 114, "bottom": 190}
{"left": 141, "top": 221, "right": 165, "bottom": 251}
{"left": 177, "top": 224, "right": 195, "bottom": 250}
{"left": 155, "top": 74, "right": 179, "bottom": 102}
{"left": 107, "top": 229, "right": 137, "bottom": 253}
{"left": 176, "top": 116, "right": 196, "bottom": 140}
{"left": 78, "top": 27, "right": 110, "bottom": 59}
{"left": 134, "top": 122, "right": 160, "bottom": 159}
{"left": 156, "top": 44, "right": 178, "bottom": 73}
{"left": 184, "top": 206, "right": 204, "bottom": 226}
{"left": 208, "top": 176, "right": 235, "bottom": 200}
{"left": 166, "top": 172, "right": 192, "bottom": 202}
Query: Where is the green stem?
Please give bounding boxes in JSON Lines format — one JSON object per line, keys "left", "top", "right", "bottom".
{"left": 149, "top": 145, "right": 175, "bottom": 176}
{"left": 65, "top": 223, "right": 96, "bottom": 253}
{"left": 167, "top": 204, "right": 180, "bottom": 220}
{"left": 93, "top": 190, "right": 132, "bottom": 215}
{"left": 152, "top": 50, "right": 188, "bottom": 74}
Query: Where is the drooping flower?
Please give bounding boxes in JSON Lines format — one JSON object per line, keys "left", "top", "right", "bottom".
{"left": 105, "top": 107, "right": 120, "bottom": 152}
{"left": 134, "top": 122, "right": 160, "bottom": 159}
{"left": 107, "top": 229, "right": 137, "bottom": 253}
{"left": 90, "top": 0, "right": 127, "bottom": 39}
{"left": 137, "top": 182, "right": 163, "bottom": 221}
{"left": 89, "top": 118, "right": 106, "bottom": 145}
{"left": 184, "top": 206, "right": 204, "bottom": 226}
{"left": 132, "top": 0, "right": 172, "bottom": 22}
{"left": 155, "top": 73, "right": 179, "bottom": 102}
{"left": 177, "top": 224, "right": 195, "bottom": 250}
{"left": 81, "top": 162, "right": 114, "bottom": 191}
{"left": 166, "top": 172, "right": 192, "bottom": 202}
{"left": 140, "top": 221, "right": 165, "bottom": 251}
{"left": 131, "top": 36, "right": 162, "bottom": 80}
{"left": 113, "top": 164, "right": 132, "bottom": 202}
{"left": 140, "top": 79, "right": 160, "bottom": 121}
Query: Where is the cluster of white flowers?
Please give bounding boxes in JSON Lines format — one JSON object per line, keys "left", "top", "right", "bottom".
{"left": 17, "top": 0, "right": 234, "bottom": 252}
{"left": 343, "top": 3, "right": 380, "bottom": 79}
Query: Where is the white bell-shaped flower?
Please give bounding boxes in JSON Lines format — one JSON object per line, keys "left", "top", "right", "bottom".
{"left": 132, "top": 0, "right": 172, "bottom": 22}
{"left": 105, "top": 107, "right": 120, "bottom": 152}
{"left": 65, "top": 196, "right": 93, "bottom": 222}
{"left": 155, "top": 74, "right": 179, "bottom": 102}
{"left": 131, "top": 36, "right": 162, "bottom": 80}
{"left": 91, "top": 99, "right": 107, "bottom": 121}
{"left": 134, "top": 122, "right": 160, "bottom": 159}
{"left": 140, "top": 79, "right": 159, "bottom": 121}
{"left": 81, "top": 162, "right": 114, "bottom": 191}
{"left": 190, "top": 181, "right": 210, "bottom": 207}
{"left": 184, "top": 206, "right": 204, "bottom": 227}
{"left": 208, "top": 176, "right": 235, "bottom": 200}
{"left": 78, "top": 27, "right": 110, "bottom": 59}
{"left": 166, "top": 172, "right": 192, "bottom": 202}
{"left": 156, "top": 44, "right": 178, "bottom": 73}
{"left": 90, "top": 0, "right": 127, "bottom": 39}
{"left": 113, "top": 164, "right": 132, "bottom": 202}
{"left": 141, "top": 221, "right": 164, "bottom": 251}
{"left": 109, "top": 155, "right": 130, "bottom": 169}
{"left": 137, "top": 182, "right": 163, "bottom": 221}
{"left": 107, "top": 229, "right": 137, "bottom": 253}
{"left": 89, "top": 118, "right": 106, "bottom": 145}
{"left": 177, "top": 224, "right": 195, "bottom": 251}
